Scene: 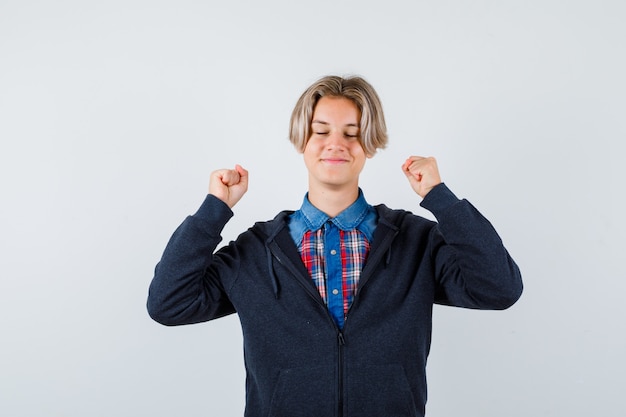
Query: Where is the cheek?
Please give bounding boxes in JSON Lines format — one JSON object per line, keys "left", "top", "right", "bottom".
{"left": 303, "top": 140, "right": 324, "bottom": 156}
{"left": 351, "top": 145, "right": 367, "bottom": 160}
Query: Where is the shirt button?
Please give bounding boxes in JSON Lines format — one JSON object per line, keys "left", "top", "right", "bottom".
{"left": 332, "top": 289, "right": 339, "bottom": 295}
{"left": 330, "top": 249, "right": 337, "bottom": 255}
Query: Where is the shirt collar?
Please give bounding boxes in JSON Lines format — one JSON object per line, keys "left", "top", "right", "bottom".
{"left": 299, "top": 189, "right": 371, "bottom": 232}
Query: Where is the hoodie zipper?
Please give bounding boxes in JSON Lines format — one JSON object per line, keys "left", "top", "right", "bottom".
{"left": 337, "top": 331, "right": 345, "bottom": 417}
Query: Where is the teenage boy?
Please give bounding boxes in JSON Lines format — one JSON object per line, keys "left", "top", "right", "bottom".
{"left": 147, "top": 75, "right": 523, "bottom": 417}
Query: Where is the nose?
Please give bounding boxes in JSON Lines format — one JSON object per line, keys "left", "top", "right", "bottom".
{"left": 326, "top": 130, "right": 347, "bottom": 151}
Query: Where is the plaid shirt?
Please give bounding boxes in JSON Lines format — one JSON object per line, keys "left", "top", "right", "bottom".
{"left": 289, "top": 190, "right": 377, "bottom": 328}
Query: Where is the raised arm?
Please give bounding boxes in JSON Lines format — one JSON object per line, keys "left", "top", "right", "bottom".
{"left": 147, "top": 165, "right": 249, "bottom": 325}
{"left": 402, "top": 156, "right": 523, "bottom": 310}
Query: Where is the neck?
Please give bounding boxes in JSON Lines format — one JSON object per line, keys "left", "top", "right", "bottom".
{"left": 307, "top": 183, "right": 360, "bottom": 218}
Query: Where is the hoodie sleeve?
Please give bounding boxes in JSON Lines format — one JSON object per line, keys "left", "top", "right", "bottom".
{"left": 420, "top": 183, "right": 523, "bottom": 310}
{"left": 147, "top": 194, "right": 238, "bottom": 325}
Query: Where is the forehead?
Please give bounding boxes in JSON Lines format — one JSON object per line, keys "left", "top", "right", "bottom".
{"left": 312, "top": 96, "right": 361, "bottom": 125}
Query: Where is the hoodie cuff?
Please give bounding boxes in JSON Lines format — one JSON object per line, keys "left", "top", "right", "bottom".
{"left": 191, "top": 194, "right": 235, "bottom": 234}
{"left": 419, "top": 183, "right": 461, "bottom": 218}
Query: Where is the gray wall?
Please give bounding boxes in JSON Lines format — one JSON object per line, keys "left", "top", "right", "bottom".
{"left": 1, "top": 1, "right": 624, "bottom": 416}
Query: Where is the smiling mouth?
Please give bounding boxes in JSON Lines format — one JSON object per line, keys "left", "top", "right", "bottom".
{"left": 321, "top": 158, "right": 348, "bottom": 164}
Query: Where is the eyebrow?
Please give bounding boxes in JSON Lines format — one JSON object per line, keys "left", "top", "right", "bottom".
{"left": 311, "top": 120, "right": 360, "bottom": 127}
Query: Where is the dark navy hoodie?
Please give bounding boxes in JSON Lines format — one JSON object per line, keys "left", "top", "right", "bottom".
{"left": 147, "top": 183, "right": 523, "bottom": 417}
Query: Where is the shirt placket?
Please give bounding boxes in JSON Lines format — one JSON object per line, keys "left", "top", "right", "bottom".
{"left": 324, "top": 221, "right": 344, "bottom": 329}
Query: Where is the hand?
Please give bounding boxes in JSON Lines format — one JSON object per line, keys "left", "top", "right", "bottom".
{"left": 402, "top": 156, "right": 442, "bottom": 198}
{"left": 209, "top": 164, "right": 249, "bottom": 208}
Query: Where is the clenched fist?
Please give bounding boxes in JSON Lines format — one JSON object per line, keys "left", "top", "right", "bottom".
{"left": 402, "top": 156, "right": 442, "bottom": 198}
{"left": 209, "top": 164, "right": 249, "bottom": 208}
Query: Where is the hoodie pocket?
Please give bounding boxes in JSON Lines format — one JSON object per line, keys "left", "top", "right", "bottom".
{"left": 345, "top": 364, "right": 418, "bottom": 417}
{"left": 267, "top": 365, "right": 336, "bottom": 417}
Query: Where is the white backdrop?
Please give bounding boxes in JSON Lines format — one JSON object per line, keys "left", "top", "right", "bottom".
{"left": 1, "top": 1, "right": 624, "bottom": 416}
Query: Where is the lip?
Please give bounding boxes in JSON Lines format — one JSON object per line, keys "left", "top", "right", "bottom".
{"left": 321, "top": 158, "right": 349, "bottom": 164}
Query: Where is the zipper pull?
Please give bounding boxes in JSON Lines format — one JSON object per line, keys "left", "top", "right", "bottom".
{"left": 338, "top": 332, "right": 345, "bottom": 346}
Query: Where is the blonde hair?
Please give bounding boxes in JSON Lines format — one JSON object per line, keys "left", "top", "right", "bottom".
{"left": 289, "top": 75, "right": 388, "bottom": 156}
